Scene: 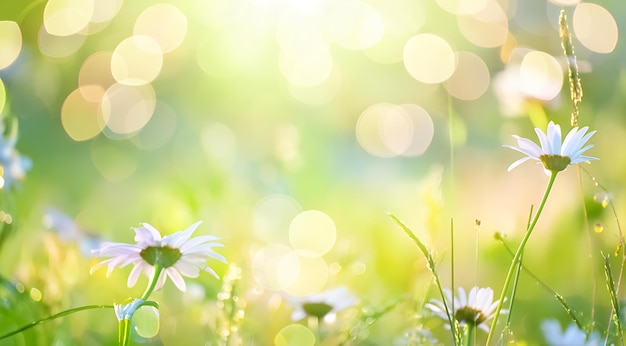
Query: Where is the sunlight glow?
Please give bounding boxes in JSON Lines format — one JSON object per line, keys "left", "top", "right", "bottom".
{"left": 325, "top": 0, "right": 384, "bottom": 50}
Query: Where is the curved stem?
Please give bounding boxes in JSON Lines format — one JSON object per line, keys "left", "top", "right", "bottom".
{"left": 141, "top": 265, "right": 163, "bottom": 301}
{"left": 0, "top": 304, "right": 113, "bottom": 340}
{"left": 486, "top": 171, "right": 558, "bottom": 344}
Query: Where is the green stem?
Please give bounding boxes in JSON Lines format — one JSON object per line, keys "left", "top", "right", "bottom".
{"left": 118, "top": 265, "right": 163, "bottom": 346}
{"left": 463, "top": 324, "right": 475, "bottom": 346}
{"left": 141, "top": 265, "right": 163, "bottom": 301}
{"left": 486, "top": 171, "right": 558, "bottom": 344}
{"left": 0, "top": 304, "right": 113, "bottom": 340}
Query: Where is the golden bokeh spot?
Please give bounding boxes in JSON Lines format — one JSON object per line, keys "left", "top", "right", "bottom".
{"left": 573, "top": 3, "right": 618, "bottom": 54}
{"left": 275, "top": 324, "right": 315, "bottom": 346}
{"left": 356, "top": 103, "right": 434, "bottom": 157}
{"left": 443, "top": 51, "right": 490, "bottom": 100}
{"left": 519, "top": 51, "right": 563, "bottom": 101}
{"left": 101, "top": 83, "right": 156, "bottom": 137}
{"left": 403, "top": 33, "right": 456, "bottom": 84}
{"left": 252, "top": 244, "right": 300, "bottom": 291}
{"left": 283, "top": 256, "right": 328, "bottom": 296}
{"left": 134, "top": 4, "right": 188, "bottom": 53}
{"left": 79, "top": 52, "right": 116, "bottom": 102}
{"left": 457, "top": 1, "right": 508, "bottom": 48}
{"left": 289, "top": 210, "right": 336, "bottom": 258}
{"left": 111, "top": 35, "right": 163, "bottom": 86}
{"left": 0, "top": 21, "right": 22, "bottom": 70}
{"left": 43, "top": 0, "right": 94, "bottom": 36}
{"left": 61, "top": 87, "right": 107, "bottom": 141}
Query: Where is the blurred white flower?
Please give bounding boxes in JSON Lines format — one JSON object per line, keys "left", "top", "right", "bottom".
{"left": 425, "top": 286, "right": 505, "bottom": 333}
{"left": 0, "top": 119, "right": 31, "bottom": 190}
{"left": 504, "top": 121, "right": 597, "bottom": 173}
{"left": 42, "top": 207, "right": 103, "bottom": 257}
{"left": 287, "top": 286, "right": 358, "bottom": 322}
{"left": 541, "top": 319, "right": 601, "bottom": 346}
{"left": 91, "top": 221, "right": 226, "bottom": 292}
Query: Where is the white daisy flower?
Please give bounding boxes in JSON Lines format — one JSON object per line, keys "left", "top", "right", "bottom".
{"left": 425, "top": 286, "right": 505, "bottom": 333}
{"left": 90, "top": 221, "right": 226, "bottom": 292}
{"left": 541, "top": 319, "right": 601, "bottom": 346}
{"left": 287, "top": 286, "right": 358, "bottom": 322}
{"left": 504, "top": 121, "right": 597, "bottom": 173}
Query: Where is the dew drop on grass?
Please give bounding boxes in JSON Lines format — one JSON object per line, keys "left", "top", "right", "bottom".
{"left": 594, "top": 223, "right": 604, "bottom": 233}
{"left": 133, "top": 305, "right": 160, "bottom": 338}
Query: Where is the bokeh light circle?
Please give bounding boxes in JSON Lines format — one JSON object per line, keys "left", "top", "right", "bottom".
{"left": 134, "top": 4, "right": 188, "bottom": 53}
{"left": 443, "top": 51, "right": 490, "bottom": 100}
{"left": 573, "top": 3, "right": 618, "bottom": 54}
{"left": 38, "top": 26, "right": 86, "bottom": 58}
{"left": 356, "top": 103, "right": 435, "bottom": 157}
{"left": 253, "top": 194, "right": 302, "bottom": 244}
{"left": 436, "top": 0, "right": 488, "bottom": 15}
{"left": 61, "top": 87, "right": 107, "bottom": 141}
{"left": 0, "top": 21, "right": 22, "bottom": 69}
{"left": 457, "top": 1, "right": 508, "bottom": 48}
{"left": 43, "top": 0, "right": 94, "bottom": 36}
{"left": 519, "top": 51, "right": 562, "bottom": 101}
{"left": 279, "top": 44, "right": 333, "bottom": 87}
{"left": 101, "top": 83, "right": 156, "bottom": 137}
{"left": 403, "top": 34, "right": 456, "bottom": 84}
{"left": 325, "top": 0, "right": 384, "bottom": 50}
{"left": 283, "top": 256, "right": 328, "bottom": 296}
{"left": 111, "top": 35, "right": 163, "bottom": 86}
{"left": 79, "top": 52, "right": 116, "bottom": 102}
{"left": 275, "top": 324, "right": 316, "bottom": 346}
{"left": 289, "top": 210, "right": 336, "bottom": 257}
{"left": 252, "top": 244, "right": 300, "bottom": 291}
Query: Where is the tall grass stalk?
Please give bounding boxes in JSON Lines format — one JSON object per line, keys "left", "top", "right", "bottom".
{"left": 388, "top": 212, "right": 460, "bottom": 345}
{"left": 487, "top": 171, "right": 558, "bottom": 344}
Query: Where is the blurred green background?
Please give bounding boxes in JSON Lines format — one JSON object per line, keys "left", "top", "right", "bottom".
{"left": 0, "top": 0, "right": 625, "bottom": 344}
